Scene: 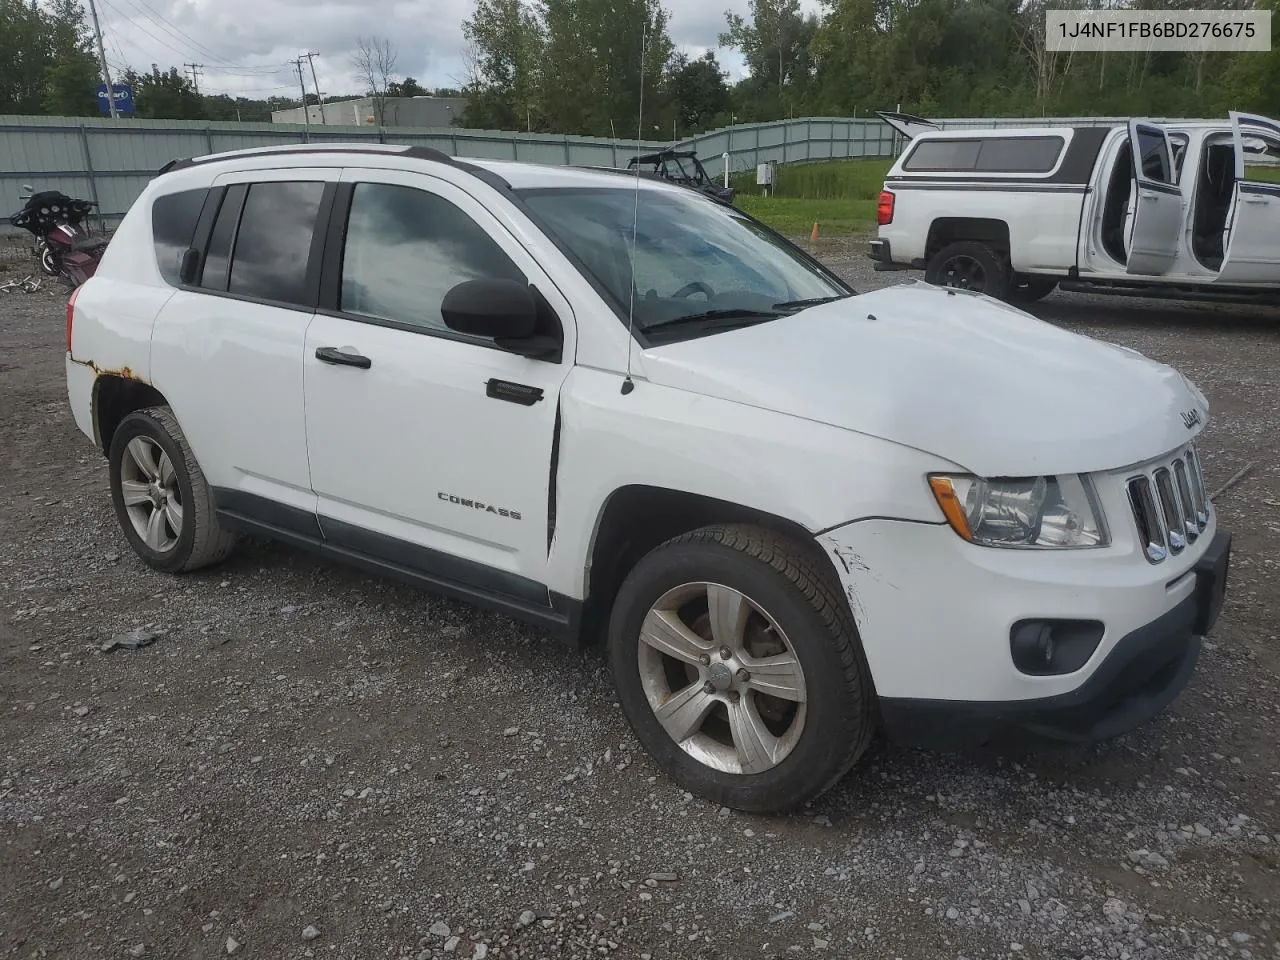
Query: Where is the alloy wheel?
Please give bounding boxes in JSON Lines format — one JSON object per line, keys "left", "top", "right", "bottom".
{"left": 118, "top": 436, "right": 184, "bottom": 553}
{"left": 637, "top": 581, "right": 807, "bottom": 775}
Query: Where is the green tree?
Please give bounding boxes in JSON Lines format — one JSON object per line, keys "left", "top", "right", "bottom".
{"left": 125, "top": 65, "right": 203, "bottom": 120}
{"left": 43, "top": 51, "right": 99, "bottom": 115}
{"left": 388, "top": 76, "right": 429, "bottom": 97}
{"left": 720, "top": 0, "right": 817, "bottom": 115}
{"left": 460, "top": 0, "right": 545, "bottom": 130}
{"left": 540, "top": 0, "right": 674, "bottom": 137}
{"left": 669, "top": 51, "right": 730, "bottom": 134}
{"left": 0, "top": 0, "right": 60, "bottom": 114}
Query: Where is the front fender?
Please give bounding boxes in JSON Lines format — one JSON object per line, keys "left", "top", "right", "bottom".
{"left": 544, "top": 367, "right": 956, "bottom": 599}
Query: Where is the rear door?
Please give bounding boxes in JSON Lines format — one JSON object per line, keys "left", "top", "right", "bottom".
{"left": 1123, "top": 119, "right": 1182, "bottom": 276}
{"left": 149, "top": 168, "right": 336, "bottom": 520}
{"left": 1215, "top": 111, "right": 1280, "bottom": 284}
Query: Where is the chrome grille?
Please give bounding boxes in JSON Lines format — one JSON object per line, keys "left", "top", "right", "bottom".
{"left": 1126, "top": 445, "right": 1210, "bottom": 564}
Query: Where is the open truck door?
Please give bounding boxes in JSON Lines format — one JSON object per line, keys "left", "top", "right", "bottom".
{"left": 875, "top": 111, "right": 941, "bottom": 141}
{"left": 1123, "top": 119, "right": 1182, "bottom": 276}
{"left": 1214, "top": 111, "right": 1280, "bottom": 285}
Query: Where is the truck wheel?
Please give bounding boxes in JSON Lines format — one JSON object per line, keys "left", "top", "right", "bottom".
{"left": 607, "top": 523, "right": 876, "bottom": 814}
{"left": 925, "top": 241, "right": 1009, "bottom": 300}
{"left": 1008, "top": 277, "right": 1058, "bottom": 303}
{"left": 108, "top": 405, "right": 238, "bottom": 574}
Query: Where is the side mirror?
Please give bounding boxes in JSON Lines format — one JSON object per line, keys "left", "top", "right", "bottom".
{"left": 442, "top": 278, "right": 561, "bottom": 360}
{"left": 441, "top": 278, "right": 538, "bottom": 340}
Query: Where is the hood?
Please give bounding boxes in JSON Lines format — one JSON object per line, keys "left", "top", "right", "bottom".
{"left": 641, "top": 282, "right": 1208, "bottom": 478}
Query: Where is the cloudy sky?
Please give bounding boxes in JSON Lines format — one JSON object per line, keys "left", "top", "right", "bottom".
{"left": 88, "top": 0, "right": 790, "bottom": 102}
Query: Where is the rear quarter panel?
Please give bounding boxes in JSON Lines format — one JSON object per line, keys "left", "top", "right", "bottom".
{"left": 67, "top": 171, "right": 209, "bottom": 402}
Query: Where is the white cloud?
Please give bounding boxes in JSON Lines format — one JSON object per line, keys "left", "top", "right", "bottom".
{"left": 91, "top": 0, "right": 760, "bottom": 100}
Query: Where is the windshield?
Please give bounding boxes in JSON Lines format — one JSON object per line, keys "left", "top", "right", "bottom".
{"left": 517, "top": 186, "right": 850, "bottom": 341}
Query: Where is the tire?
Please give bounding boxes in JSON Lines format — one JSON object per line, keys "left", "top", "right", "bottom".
{"left": 925, "top": 240, "right": 1009, "bottom": 300}
{"left": 1008, "top": 277, "right": 1058, "bottom": 303}
{"left": 607, "top": 523, "right": 877, "bottom": 813}
{"left": 107, "top": 405, "right": 237, "bottom": 573}
{"left": 38, "top": 245, "right": 58, "bottom": 277}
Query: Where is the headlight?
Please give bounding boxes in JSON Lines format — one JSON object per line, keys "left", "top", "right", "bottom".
{"left": 928, "top": 474, "right": 1109, "bottom": 548}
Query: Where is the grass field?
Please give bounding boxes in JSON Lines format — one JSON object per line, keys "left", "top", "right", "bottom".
{"left": 729, "top": 157, "right": 893, "bottom": 236}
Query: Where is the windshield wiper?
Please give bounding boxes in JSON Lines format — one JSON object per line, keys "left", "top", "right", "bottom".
{"left": 772, "top": 294, "right": 850, "bottom": 312}
{"left": 641, "top": 308, "right": 782, "bottom": 333}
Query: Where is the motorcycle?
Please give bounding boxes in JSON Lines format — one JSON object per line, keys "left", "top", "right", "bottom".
{"left": 8, "top": 184, "right": 108, "bottom": 287}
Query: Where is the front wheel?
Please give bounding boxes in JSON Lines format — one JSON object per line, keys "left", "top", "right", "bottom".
{"left": 925, "top": 241, "right": 1009, "bottom": 300}
{"left": 607, "top": 524, "right": 877, "bottom": 813}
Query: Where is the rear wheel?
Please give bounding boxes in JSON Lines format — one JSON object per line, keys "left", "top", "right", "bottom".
{"left": 925, "top": 241, "right": 1009, "bottom": 300}
{"left": 607, "top": 524, "right": 876, "bottom": 813}
{"left": 108, "top": 406, "right": 237, "bottom": 573}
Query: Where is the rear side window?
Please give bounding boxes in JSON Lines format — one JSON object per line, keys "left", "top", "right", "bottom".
{"left": 199, "top": 185, "right": 246, "bottom": 292}
{"left": 975, "top": 137, "right": 1063, "bottom": 172}
{"left": 903, "top": 136, "right": 1064, "bottom": 173}
{"left": 227, "top": 181, "right": 326, "bottom": 306}
{"left": 904, "top": 139, "right": 981, "bottom": 171}
{"left": 151, "top": 188, "right": 207, "bottom": 287}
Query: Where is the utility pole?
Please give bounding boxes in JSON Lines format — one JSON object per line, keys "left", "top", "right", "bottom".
{"left": 184, "top": 62, "right": 204, "bottom": 96}
{"left": 302, "top": 52, "right": 326, "bottom": 124}
{"left": 289, "top": 57, "right": 310, "bottom": 134}
{"left": 85, "top": 0, "right": 118, "bottom": 119}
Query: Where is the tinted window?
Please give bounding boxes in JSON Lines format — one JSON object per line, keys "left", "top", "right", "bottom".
{"left": 905, "top": 136, "right": 1065, "bottom": 173}
{"left": 151, "top": 188, "right": 207, "bottom": 286}
{"left": 975, "top": 136, "right": 1063, "bottom": 172}
{"left": 227, "top": 181, "right": 325, "bottom": 306}
{"left": 1135, "top": 128, "right": 1173, "bottom": 183}
{"left": 199, "top": 185, "right": 245, "bottom": 291}
{"left": 903, "top": 139, "right": 982, "bottom": 171}
{"left": 339, "top": 182, "right": 525, "bottom": 337}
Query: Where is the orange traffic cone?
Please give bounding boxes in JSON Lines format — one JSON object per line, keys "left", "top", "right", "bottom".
{"left": 810, "top": 222, "right": 820, "bottom": 243}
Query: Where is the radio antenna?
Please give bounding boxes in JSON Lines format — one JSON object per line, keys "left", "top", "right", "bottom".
{"left": 620, "top": 7, "right": 647, "bottom": 396}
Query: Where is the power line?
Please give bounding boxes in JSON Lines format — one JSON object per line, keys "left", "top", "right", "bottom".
{"left": 110, "top": 0, "right": 249, "bottom": 70}
{"left": 288, "top": 56, "right": 311, "bottom": 134}
{"left": 302, "top": 52, "right": 326, "bottom": 124}
{"left": 99, "top": 0, "right": 283, "bottom": 78}
{"left": 184, "top": 62, "right": 204, "bottom": 95}
{"left": 85, "top": 0, "right": 118, "bottom": 118}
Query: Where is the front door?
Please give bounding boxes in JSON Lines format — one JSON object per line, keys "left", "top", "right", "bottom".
{"left": 1124, "top": 119, "right": 1182, "bottom": 276}
{"left": 1215, "top": 111, "right": 1280, "bottom": 285}
{"left": 302, "top": 168, "right": 576, "bottom": 605}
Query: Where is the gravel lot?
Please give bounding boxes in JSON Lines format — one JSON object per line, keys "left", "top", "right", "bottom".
{"left": 1, "top": 240, "right": 1278, "bottom": 960}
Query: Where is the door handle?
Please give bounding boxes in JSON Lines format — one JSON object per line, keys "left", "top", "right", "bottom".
{"left": 1242, "top": 195, "right": 1269, "bottom": 204}
{"left": 315, "top": 346, "right": 371, "bottom": 369}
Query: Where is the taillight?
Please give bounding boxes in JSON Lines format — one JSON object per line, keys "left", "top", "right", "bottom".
{"left": 66, "top": 284, "right": 80, "bottom": 353}
{"left": 877, "top": 190, "right": 895, "bottom": 226}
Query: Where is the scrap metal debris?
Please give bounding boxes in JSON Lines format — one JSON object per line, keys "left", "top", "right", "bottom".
{"left": 100, "top": 628, "right": 161, "bottom": 653}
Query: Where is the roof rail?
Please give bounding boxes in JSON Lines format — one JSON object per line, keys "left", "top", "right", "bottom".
{"left": 154, "top": 141, "right": 517, "bottom": 193}
{"left": 157, "top": 142, "right": 454, "bottom": 175}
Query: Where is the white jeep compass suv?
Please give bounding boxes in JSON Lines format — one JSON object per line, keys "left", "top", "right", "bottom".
{"left": 65, "top": 142, "right": 1232, "bottom": 813}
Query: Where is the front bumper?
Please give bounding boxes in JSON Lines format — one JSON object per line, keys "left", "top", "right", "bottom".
{"left": 817, "top": 516, "right": 1231, "bottom": 749}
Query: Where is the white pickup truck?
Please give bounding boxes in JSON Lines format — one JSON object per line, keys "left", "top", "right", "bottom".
{"left": 870, "top": 110, "right": 1280, "bottom": 305}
